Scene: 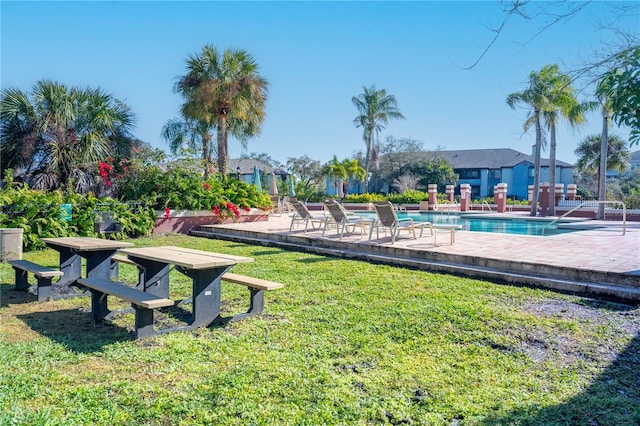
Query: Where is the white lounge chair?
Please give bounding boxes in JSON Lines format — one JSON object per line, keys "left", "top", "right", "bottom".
{"left": 322, "top": 199, "right": 374, "bottom": 239}
{"left": 289, "top": 201, "right": 325, "bottom": 232}
{"left": 370, "top": 202, "right": 433, "bottom": 243}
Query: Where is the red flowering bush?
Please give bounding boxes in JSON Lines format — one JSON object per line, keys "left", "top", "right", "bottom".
{"left": 116, "top": 156, "right": 272, "bottom": 218}
{"left": 98, "top": 161, "right": 113, "bottom": 186}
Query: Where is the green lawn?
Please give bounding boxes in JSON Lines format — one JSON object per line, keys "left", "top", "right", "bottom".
{"left": 1, "top": 234, "right": 638, "bottom": 425}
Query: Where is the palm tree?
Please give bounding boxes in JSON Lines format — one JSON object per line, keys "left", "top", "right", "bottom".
{"left": 321, "top": 156, "right": 347, "bottom": 197}
{"left": 575, "top": 134, "right": 630, "bottom": 196}
{"left": 340, "top": 158, "right": 366, "bottom": 196}
{"left": 1, "top": 80, "right": 134, "bottom": 192}
{"left": 175, "top": 44, "right": 268, "bottom": 178}
{"left": 352, "top": 85, "right": 404, "bottom": 192}
{"left": 539, "top": 65, "right": 592, "bottom": 215}
{"left": 161, "top": 118, "right": 214, "bottom": 173}
{"left": 506, "top": 65, "right": 567, "bottom": 216}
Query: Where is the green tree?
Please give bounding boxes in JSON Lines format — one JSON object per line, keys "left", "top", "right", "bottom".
{"left": 0, "top": 80, "right": 135, "bottom": 192}
{"left": 286, "top": 155, "right": 323, "bottom": 196}
{"left": 539, "top": 65, "right": 591, "bottom": 215}
{"left": 352, "top": 85, "right": 404, "bottom": 191}
{"left": 161, "top": 118, "right": 216, "bottom": 174}
{"left": 339, "top": 158, "right": 366, "bottom": 196}
{"left": 242, "top": 152, "right": 282, "bottom": 168}
{"left": 321, "top": 156, "right": 348, "bottom": 197}
{"left": 507, "top": 66, "right": 560, "bottom": 216}
{"left": 596, "top": 46, "right": 639, "bottom": 145}
{"left": 175, "top": 44, "right": 268, "bottom": 178}
{"left": 574, "top": 134, "right": 630, "bottom": 196}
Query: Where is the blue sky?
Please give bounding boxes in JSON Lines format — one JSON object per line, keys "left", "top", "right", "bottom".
{"left": 2, "top": 1, "right": 637, "bottom": 167}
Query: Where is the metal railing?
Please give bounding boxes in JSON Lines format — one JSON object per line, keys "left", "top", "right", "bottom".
{"left": 481, "top": 201, "right": 493, "bottom": 212}
{"left": 433, "top": 201, "right": 457, "bottom": 215}
{"left": 541, "top": 200, "right": 627, "bottom": 236}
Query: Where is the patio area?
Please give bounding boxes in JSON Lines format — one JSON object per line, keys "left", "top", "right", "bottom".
{"left": 192, "top": 212, "right": 640, "bottom": 303}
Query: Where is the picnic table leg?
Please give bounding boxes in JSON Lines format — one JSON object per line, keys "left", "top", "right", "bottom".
{"left": 14, "top": 268, "right": 29, "bottom": 292}
{"left": 35, "top": 276, "right": 53, "bottom": 301}
{"left": 133, "top": 306, "right": 157, "bottom": 339}
{"left": 90, "top": 290, "right": 110, "bottom": 321}
{"left": 56, "top": 248, "right": 82, "bottom": 287}
{"left": 129, "top": 257, "right": 171, "bottom": 298}
{"left": 179, "top": 266, "right": 231, "bottom": 328}
{"left": 85, "top": 250, "right": 115, "bottom": 280}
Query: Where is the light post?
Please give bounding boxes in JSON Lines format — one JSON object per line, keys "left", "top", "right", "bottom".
{"left": 236, "top": 166, "right": 241, "bottom": 180}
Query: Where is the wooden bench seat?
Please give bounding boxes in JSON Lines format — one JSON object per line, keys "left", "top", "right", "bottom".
{"left": 77, "top": 277, "right": 174, "bottom": 339}
{"left": 221, "top": 272, "right": 284, "bottom": 291}
{"left": 9, "top": 259, "right": 64, "bottom": 301}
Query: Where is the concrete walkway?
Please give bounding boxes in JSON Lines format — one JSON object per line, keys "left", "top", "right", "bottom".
{"left": 192, "top": 212, "right": 640, "bottom": 303}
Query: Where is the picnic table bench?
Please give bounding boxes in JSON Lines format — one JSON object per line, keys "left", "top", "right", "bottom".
{"left": 9, "top": 259, "right": 64, "bottom": 301}
{"left": 77, "top": 277, "right": 175, "bottom": 339}
{"left": 91, "top": 246, "right": 284, "bottom": 338}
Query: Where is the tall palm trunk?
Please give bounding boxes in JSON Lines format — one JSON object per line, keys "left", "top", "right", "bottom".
{"left": 548, "top": 122, "right": 557, "bottom": 216}
{"left": 216, "top": 115, "right": 229, "bottom": 178}
{"left": 363, "top": 130, "right": 372, "bottom": 193}
{"left": 597, "top": 110, "right": 608, "bottom": 220}
{"left": 530, "top": 109, "right": 542, "bottom": 217}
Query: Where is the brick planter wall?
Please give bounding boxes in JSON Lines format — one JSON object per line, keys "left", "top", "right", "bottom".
{"left": 154, "top": 209, "right": 269, "bottom": 234}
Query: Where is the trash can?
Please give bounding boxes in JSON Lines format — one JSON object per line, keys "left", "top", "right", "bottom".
{"left": 0, "top": 228, "right": 23, "bottom": 261}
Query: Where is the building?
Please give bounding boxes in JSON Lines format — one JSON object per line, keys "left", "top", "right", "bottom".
{"left": 437, "top": 148, "right": 574, "bottom": 200}
{"left": 228, "top": 158, "right": 288, "bottom": 186}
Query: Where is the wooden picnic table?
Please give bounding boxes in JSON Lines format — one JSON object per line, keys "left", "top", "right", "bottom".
{"left": 41, "top": 237, "right": 134, "bottom": 290}
{"left": 117, "top": 246, "right": 254, "bottom": 330}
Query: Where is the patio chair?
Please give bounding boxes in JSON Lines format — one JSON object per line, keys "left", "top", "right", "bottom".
{"left": 282, "top": 196, "right": 298, "bottom": 213}
{"left": 370, "top": 202, "right": 433, "bottom": 243}
{"left": 289, "top": 201, "right": 326, "bottom": 232}
{"left": 322, "top": 199, "right": 374, "bottom": 239}
{"left": 270, "top": 196, "right": 283, "bottom": 215}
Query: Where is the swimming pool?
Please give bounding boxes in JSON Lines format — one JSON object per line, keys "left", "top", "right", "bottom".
{"left": 355, "top": 211, "right": 583, "bottom": 236}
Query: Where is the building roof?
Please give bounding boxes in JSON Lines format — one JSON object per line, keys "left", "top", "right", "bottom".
{"left": 630, "top": 150, "right": 640, "bottom": 162}
{"left": 229, "top": 158, "right": 288, "bottom": 176}
{"left": 437, "top": 148, "right": 572, "bottom": 169}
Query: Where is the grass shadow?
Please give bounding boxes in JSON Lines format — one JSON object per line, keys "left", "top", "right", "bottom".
{"left": 480, "top": 334, "right": 640, "bottom": 425}
{"left": 16, "top": 308, "right": 135, "bottom": 352}
{"left": 1, "top": 284, "right": 34, "bottom": 307}
{"left": 295, "top": 257, "right": 335, "bottom": 264}
{"left": 248, "top": 249, "right": 283, "bottom": 256}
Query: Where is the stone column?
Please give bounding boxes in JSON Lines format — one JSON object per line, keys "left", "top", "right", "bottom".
{"left": 554, "top": 183, "right": 564, "bottom": 206}
{"left": 446, "top": 185, "right": 455, "bottom": 203}
{"left": 460, "top": 184, "right": 471, "bottom": 212}
{"left": 567, "top": 184, "right": 577, "bottom": 201}
{"left": 539, "top": 182, "right": 550, "bottom": 216}
{"left": 494, "top": 183, "right": 508, "bottom": 213}
{"left": 428, "top": 184, "right": 438, "bottom": 211}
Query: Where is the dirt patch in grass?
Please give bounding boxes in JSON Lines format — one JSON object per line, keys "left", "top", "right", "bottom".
{"left": 517, "top": 298, "right": 640, "bottom": 366}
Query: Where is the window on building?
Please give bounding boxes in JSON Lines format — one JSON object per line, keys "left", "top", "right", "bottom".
{"left": 458, "top": 169, "right": 480, "bottom": 179}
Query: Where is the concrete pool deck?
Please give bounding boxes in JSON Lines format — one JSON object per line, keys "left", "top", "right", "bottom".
{"left": 191, "top": 212, "right": 640, "bottom": 303}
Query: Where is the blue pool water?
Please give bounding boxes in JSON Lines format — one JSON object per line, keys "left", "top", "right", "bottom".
{"left": 355, "top": 211, "right": 581, "bottom": 236}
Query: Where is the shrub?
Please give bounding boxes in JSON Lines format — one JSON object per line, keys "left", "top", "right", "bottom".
{"left": 343, "top": 193, "right": 386, "bottom": 203}
{"left": 117, "top": 160, "right": 272, "bottom": 218}
{"left": 0, "top": 178, "right": 155, "bottom": 251}
{"left": 387, "top": 190, "right": 429, "bottom": 204}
